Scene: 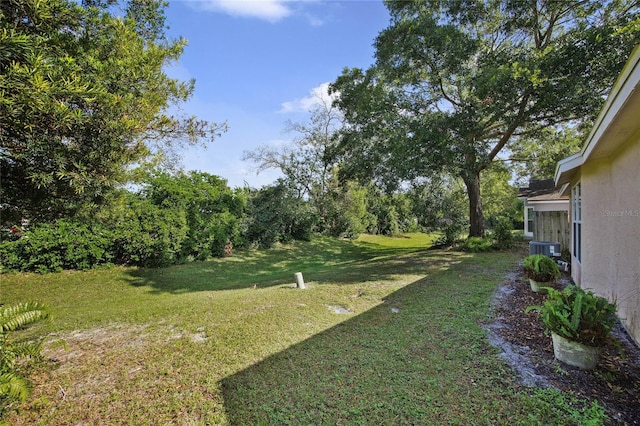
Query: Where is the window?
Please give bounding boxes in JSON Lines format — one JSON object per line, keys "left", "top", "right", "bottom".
{"left": 572, "top": 183, "right": 581, "bottom": 262}
{"left": 527, "top": 207, "right": 535, "bottom": 236}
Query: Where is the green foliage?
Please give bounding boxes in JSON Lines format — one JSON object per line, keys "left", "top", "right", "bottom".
{"left": 0, "top": 171, "right": 247, "bottom": 271}
{"left": 107, "top": 197, "right": 188, "bottom": 267}
{"left": 0, "top": 302, "right": 48, "bottom": 416}
{"left": 528, "top": 388, "right": 608, "bottom": 426}
{"left": 462, "top": 237, "right": 494, "bottom": 252}
{"left": 324, "top": 181, "right": 370, "bottom": 239}
{"left": 526, "top": 286, "right": 617, "bottom": 347}
{"left": 332, "top": 0, "right": 640, "bottom": 237}
{"left": 407, "top": 176, "right": 467, "bottom": 233}
{"left": 435, "top": 220, "right": 466, "bottom": 247}
{"left": 242, "top": 180, "right": 317, "bottom": 248}
{"left": 522, "top": 254, "right": 560, "bottom": 282}
{"left": 0, "top": 221, "right": 113, "bottom": 273}
{"left": 0, "top": 0, "right": 224, "bottom": 223}
{"left": 480, "top": 164, "right": 520, "bottom": 227}
{"left": 364, "top": 186, "right": 407, "bottom": 236}
{"left": 144, "top": 171, "right": 244, "bottom": 260}
{"left": 511, "top": 126, "right": 584, "bottom": 181}
{"left": 492, "top": 216, "right": 514, "bottom": 249}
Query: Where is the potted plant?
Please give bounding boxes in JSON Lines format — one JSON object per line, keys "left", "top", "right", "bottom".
{"left": 522, "top": 254, "right": 560, "bottom": 293}
{"left": 526, "top": 285, "right": 617, "bottom": 369}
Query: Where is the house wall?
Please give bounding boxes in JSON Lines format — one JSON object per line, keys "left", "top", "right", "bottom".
{"left": 579, "top": 136, "right": 640, "bottom": 345}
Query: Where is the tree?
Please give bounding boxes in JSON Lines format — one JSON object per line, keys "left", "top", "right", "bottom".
{"left": 406, "top": 175, "right": 468, "bottom": 240}
{"left": 323, "top": 179, "right": 371, "bottom": 238}
{"left": 332, "top": 0, "right": 639, "bottom": 236}
{"left": 243, "top": 94, "right": 343, "bottom": 231}
{"left": 480, "top": 162, "right": 519, "bottom": 227}
{"left": 509, "top": 126, "right": 583, "bottom": 182}
{"left": 143, "top": 171, "right": 244, "bottom": 259}
{"left": 242, "top": 180, "right": 317, "bottom": 248}
{"left": 0, "top": 0, "right": 225, "bottom": 224}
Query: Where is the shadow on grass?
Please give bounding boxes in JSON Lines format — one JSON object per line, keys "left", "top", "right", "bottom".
{"left": 123, "top": 236, "right": 443, "bottom": 294}
{"left": 219, "top": 256, "right": 517, "bottom": 424}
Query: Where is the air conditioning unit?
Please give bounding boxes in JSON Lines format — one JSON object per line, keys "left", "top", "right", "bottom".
{"left": 529, "top": 241, "right": 561, "bottom": 257}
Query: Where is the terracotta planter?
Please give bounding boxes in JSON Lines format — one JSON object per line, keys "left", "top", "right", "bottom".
{"left": 551, "top": 332, "right": 603, "bottom": 370}
{"left": 529, "top": 278, "right": 549, "bottom": 294}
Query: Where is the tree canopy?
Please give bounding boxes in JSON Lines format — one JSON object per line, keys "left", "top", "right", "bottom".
{"left": 332, "top": 0, "right": 640, "bottom": 236}
{"left": 0, "top": 0, "right": 225, "bottom": 224}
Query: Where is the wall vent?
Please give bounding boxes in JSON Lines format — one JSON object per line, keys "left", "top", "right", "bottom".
{"left": 529, "top": 241, "right": 561, "bottom": 257}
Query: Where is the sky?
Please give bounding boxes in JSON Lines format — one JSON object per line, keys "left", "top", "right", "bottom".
{"left": 161, "top": 0, "right": 392, "bottom": 189}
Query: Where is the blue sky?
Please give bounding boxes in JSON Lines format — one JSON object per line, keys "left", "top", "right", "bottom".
{"left": 162, "top": 0, "right": 391, "bottom": 188}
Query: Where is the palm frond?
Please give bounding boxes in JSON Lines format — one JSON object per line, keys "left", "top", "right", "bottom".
{"left": 0, "top": 302, "right": 49, "bottom": 412}
{"left": 0, "top": 302, "right": 48, "bottom": 333}
{"left": 0, "top": 372, "right": 30, "bottom": 402}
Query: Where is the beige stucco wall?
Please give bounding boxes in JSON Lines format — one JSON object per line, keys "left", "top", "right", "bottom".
{"left": 578, "top": 135, "right": 640, "bottom": 345}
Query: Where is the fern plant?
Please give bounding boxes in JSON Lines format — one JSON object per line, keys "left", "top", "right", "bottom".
{"left": 522, "top": 254, "right": 560, "bottom": 282}
{"left": 0, "top": 302, "right": 49, "bottom": 415}
{"left": 526, "top": 286, "right": 617, "bottom": 347}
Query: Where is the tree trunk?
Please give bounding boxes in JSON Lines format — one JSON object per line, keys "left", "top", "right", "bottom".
{"left": 463, "top": 172, "right": 485, "bottom": 238}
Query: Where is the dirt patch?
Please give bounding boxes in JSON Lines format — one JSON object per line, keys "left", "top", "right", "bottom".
{"left": 487, "top": 269, "right": 640, "bottom": 425}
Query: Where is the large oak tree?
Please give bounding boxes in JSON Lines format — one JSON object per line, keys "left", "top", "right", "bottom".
{"left": 332, "top": 0, "right": 639, "bottom": 237}
{"left": 0, "top": 0, "right": 225, "bottom": 223}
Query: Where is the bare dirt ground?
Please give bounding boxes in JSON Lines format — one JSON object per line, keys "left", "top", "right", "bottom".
{"left": 486, "top": 269, "right": 640, "bottom": 425}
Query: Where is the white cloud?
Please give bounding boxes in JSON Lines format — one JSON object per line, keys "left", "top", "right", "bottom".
{"left": 163, "top": 61, "right": 193, "bottom": 82}
{"left": 192, "top": 0, "right": 293, "bottom": 22}
{"left": 279, "top": 82, "right": 337, "bottom": 113}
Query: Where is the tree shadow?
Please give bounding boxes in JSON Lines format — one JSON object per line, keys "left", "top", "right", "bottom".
{"left": 218, "top": 257, "right": 507, "bottom": 424}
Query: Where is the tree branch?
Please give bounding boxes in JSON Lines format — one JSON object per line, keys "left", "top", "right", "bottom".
{"left": 487, "top": 90, "right": 532, "bottom": 161}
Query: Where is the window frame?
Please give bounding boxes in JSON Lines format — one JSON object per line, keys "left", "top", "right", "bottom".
{"left": 571, "top": 183, "right": 582, "bottom": 263}
{"left": 526, "top": 206, "right": 535, "bottom": 237}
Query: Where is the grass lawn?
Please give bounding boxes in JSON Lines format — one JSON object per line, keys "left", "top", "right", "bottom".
{"left": 1, "top": 234, "right": 603, "bottom": 425}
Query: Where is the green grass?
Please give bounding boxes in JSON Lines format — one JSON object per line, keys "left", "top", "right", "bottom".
{"left": 1, "top": 233, "right": 604, "bottom": 425}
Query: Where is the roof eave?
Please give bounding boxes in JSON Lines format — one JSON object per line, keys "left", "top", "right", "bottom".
{"left": 554, "top": 152, "right": 583, "bottom": 186}
{"left": 554, "top": 45, "right": 640, "bottom": 187}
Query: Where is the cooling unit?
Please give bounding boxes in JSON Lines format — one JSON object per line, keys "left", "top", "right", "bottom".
{"left": 529, "top": 241, "right": 561, "bottom": 257}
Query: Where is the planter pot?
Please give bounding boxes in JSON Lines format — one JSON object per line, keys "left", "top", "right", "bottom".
{"left": 529, "top": 278, "right": 549, "bottom": 294}
{"left": 551, "top": 332, "right": 603, "bottom": 370}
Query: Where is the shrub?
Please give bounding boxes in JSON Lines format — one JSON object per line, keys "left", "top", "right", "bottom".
{"left": 463, "top": 236, "right": 494, "bottom": 252}
{"left": 435, "top": 220, "right": 466, "bottom": 247}
{"left": 143, "top": 171, "right": 245, "bottom": 260}
{"left": 492, "top": 216, "right": 514, "bottom": 249}
{"left": 109, "top": 199, "right": 187, "bottom": 267}
{"left": 242, "top": 182, "right": 317, "bottom": 248}
{"left": 0, "top": 221, "right": 112, "bottom": 273}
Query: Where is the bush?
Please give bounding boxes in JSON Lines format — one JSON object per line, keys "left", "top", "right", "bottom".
{"left": 0, "top": 221, "right": 112, "bottom": 273}
{"left": 522, "top": 254, "right": 560, "bottom": 282}
{"left": 109, "top": 199, "right": 187, "bottom": 267}
{"left": 492, "top": 216, "right": 514, "bottom": 249}
{"left": 144, "top": 171, "right": 245, "bottom": 260}
{"left": 462, "top": 236, "right": 494, "bottom": 252}
{"left": 242, "top": 182, "right": 317, "bottom": 249}
{"left": 435, "top": 220, "right": 466, "bottom": 247}
{"left": 526, "top": 285, "right": 617, "bottom": 347}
